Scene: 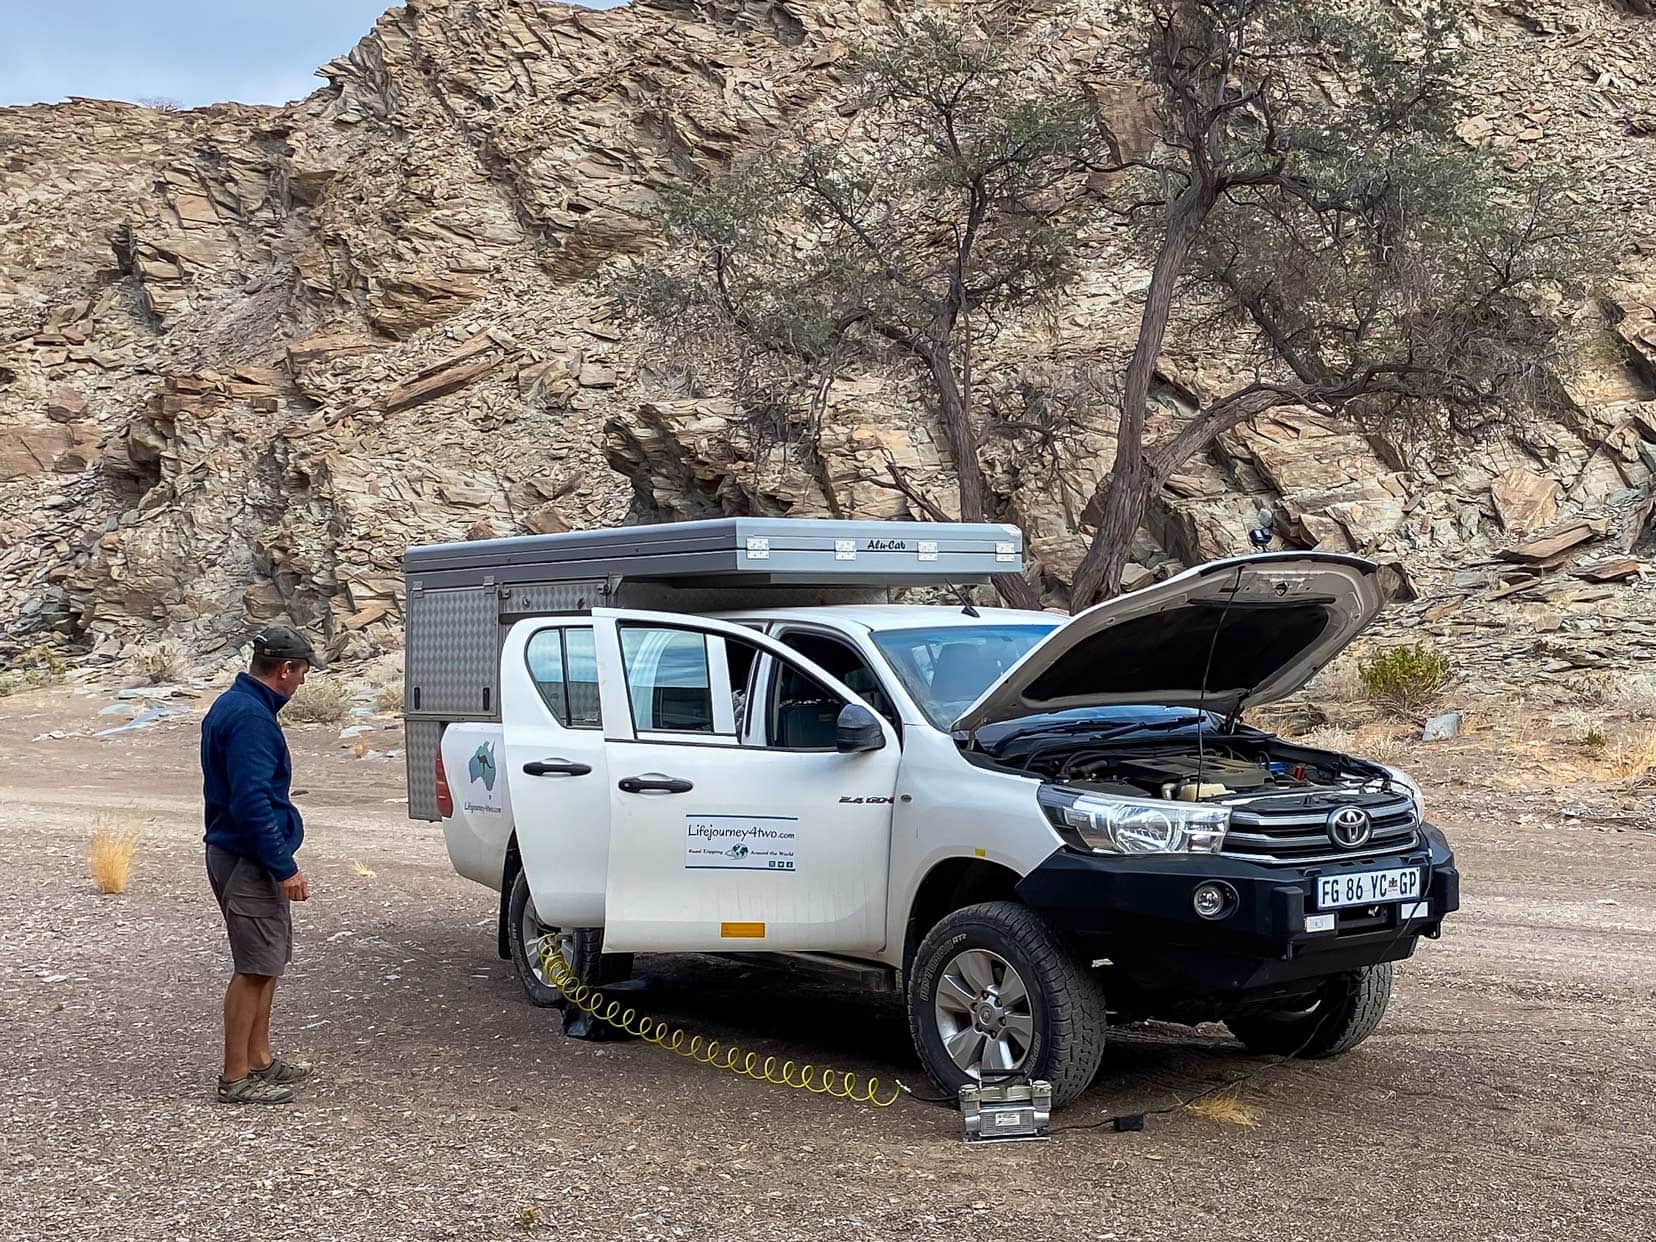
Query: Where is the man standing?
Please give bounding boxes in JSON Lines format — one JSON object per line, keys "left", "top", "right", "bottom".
{"left": 201, "top": 626, "right": 320, "bottom": 1104}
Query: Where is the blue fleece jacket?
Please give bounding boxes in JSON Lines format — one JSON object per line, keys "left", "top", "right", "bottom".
{"left": 201, "top": 672, "right": 304, "bottom": 880}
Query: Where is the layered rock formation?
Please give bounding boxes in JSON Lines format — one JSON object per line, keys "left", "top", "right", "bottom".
{"left": 1, "top": 0, "right": 1654, "bottom": 694}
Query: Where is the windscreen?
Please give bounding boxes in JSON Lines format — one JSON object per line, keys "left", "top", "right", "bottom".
{"left": 871, "top": 624, "right": 1058, "bottom": 729}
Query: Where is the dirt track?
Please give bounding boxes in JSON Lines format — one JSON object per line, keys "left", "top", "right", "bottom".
{"left": 2, "top": 685, "right": 1653, "bottom": 1241}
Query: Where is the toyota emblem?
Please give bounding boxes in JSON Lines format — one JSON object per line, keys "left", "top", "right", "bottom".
{"left": 1326, "top": 805, "right": 1373, "bottom": 849}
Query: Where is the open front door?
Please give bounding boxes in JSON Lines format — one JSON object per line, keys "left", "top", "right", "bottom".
{"left": 500, "top": 619, "right": 612, "bottom": 926}
{"left": 590, "top": 609, "right": 901, "bottom": 955}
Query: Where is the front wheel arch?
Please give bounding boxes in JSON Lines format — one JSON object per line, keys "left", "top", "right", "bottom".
{"left": 902, "top": 857, "right": 1022, "bottom": 977}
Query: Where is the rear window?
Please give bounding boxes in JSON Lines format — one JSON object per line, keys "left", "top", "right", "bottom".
{"left": 525, "top": 627, "right": 601, "bottom": 728}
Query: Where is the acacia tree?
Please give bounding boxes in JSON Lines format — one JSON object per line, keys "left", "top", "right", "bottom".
{"left": 1067, "top": 0, "right": 1605, "bottom": 605}
{"left": 614, "top": 15, "right": 1104, "bottom": 607}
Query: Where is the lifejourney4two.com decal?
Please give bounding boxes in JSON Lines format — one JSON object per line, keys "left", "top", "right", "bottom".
{"left": 463, "top": 741, "right": 505, "bottom": 816}
{"left": 684, "top": 815, "right": 798, "bottom": 872}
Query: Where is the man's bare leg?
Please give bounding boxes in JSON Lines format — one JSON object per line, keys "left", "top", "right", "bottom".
{"left": 222, "top": 973, "right": 270, "bottom": 1082}
{"left": 249, "top": 975, "right": 277, "bottom": 1072}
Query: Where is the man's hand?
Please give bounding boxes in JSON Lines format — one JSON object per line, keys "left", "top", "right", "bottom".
{"left": 280, "top": 871, "right": 311, "bottom": 902}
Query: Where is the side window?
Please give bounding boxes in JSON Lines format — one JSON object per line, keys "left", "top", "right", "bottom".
{"left": 564, "top": 628, "right": 601, "bottom": 728}
{"left": 725, "top": 637, "right": 758, "bottom": 737}
{"left": 620, "top": 626, "right": 715, "bottom": 733}
{"left": 525, "top": 627, "right": 601, "bottom": 729}
{"left": 778, "top": 632, "right": 898, "bottom": 728}
{"left": 766, "top": 657, "right": 847, "bottom": 751}
{"left": 614, "top": 624, "right": 857, "bottom": 750}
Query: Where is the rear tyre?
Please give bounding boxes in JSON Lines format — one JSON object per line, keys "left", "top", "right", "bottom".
{"left": 907, "top": 901, "right": 1107, "bottom": 1108}
{"left": 505, "top": 871, "right": 632, "bottom": 1007}
{"left": 1225, "top": 963, "right": 1394, "bottom": 1058}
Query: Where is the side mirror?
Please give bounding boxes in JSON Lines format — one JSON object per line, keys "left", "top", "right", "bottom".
{"left": 835, "top": 703, "right": 886, "bottom": 754}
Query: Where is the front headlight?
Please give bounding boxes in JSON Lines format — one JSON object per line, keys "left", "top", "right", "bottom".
{"left": 1038, "top": 785, "right": 1230, "bottom": 855}
{"left": 1380, "top": 765, "right": 1425, "bottom": 821}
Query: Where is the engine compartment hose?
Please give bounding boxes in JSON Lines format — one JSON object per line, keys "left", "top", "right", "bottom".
{"left": 537, "top": 943, "right": 901, "bottom": 1108}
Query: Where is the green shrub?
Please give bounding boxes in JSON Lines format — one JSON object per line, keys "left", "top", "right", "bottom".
{"left": 1358, "top": 643, "right": 1452, "bottom": 718}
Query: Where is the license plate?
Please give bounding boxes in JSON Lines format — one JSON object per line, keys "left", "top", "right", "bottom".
{"left": 1316, "top": 866, "right": 1423, "bottom": 910}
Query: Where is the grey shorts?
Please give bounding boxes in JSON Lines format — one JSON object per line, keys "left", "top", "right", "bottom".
{"left": 205, "top": 845, "right": 293, "bottom": 978}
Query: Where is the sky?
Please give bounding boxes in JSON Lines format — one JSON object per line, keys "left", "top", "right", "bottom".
{"left": 0, "top": 1, "right": 622, "bottom": 109}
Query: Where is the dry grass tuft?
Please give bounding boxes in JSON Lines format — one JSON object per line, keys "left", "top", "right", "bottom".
{"left": 1306, "top": 654, "right": 1365, "bottom": 703}
{"left": 352, "top": 738, "right": 372, "bottom": 759}
{"left": 350, "top": 859, "right": 377, "bottom": 878}
{"left": 88, "top": 820, "right": 140, "bottom": 894}
{"left": 1185, "top": 1088, "right": 1260, "bottom": 1128}
{"left": 375, "top": 679, "right": 405, "bottom": 715}
{"left": 1292, "top": 723, "right": 1407, "bottom": 763}
{"left": 137, "top": 639, "right": 185, "bottom": 685}
{"left": 1294, "top": 725, "right": 1357, "bottom": 753}
{"left": 1610, "top": 674, "right": 1656, "bottom": 721}
{"left": 1598, "top": 727, "right": 1656, "bottom": 783}
{"left": 1351, "top": 725, "right": 1407, "bottom": 764}
{"left": 0, "top": 646, "right": 67, "bottom": 697}
{"left": 284, "top": 677, "right": 351, "bottom": 724}
{"left": 1579, "top": 671, "right": 1656, "bottom": 719}
{"left": 1472, "top": 698, "right": 1544, "bottom": 744}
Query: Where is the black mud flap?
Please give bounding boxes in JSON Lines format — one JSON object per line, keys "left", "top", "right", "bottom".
{"left": 561, "top": 977, "right": 648, "bottom": 1042}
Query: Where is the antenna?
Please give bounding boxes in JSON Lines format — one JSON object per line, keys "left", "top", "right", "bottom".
{"left": 948, "top": 582, "right": 981, "bottom": 618}
{"left": 1193, "top": 563, "right": 1245, "bottom": 799}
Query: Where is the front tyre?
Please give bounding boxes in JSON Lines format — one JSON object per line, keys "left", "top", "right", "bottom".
{"left": 505, "top": 871, "right": 632, "bottom": 1007}
{"left": 907, "top": 901, "right": 1107, "bottom": 1108}
{"left": 1225, "top": 963, "right": 1394, "bottom": 1058}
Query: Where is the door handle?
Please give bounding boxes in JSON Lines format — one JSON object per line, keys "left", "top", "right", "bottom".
{"left": 522, "top": 759, "right": 593, "bottom": 777}
{"left": 617, "top": 773, "right": 694, "bottom": 795}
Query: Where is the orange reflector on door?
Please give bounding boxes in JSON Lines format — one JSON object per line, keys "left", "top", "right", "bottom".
{"left": 720, "top": 921, "right": 766, "bottom": 939}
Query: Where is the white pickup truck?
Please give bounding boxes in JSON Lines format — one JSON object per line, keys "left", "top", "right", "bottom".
{"left": 404, "top": 519, "right": 1458, "bottom": 1105}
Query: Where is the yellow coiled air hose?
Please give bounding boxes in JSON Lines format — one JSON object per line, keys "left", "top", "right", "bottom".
{"left": 538, "top": 943, "right": 901, "bottom": 1108}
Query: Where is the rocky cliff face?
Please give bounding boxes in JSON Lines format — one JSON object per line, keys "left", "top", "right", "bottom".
{"left": 1, "top": 0, "right": 1654, "bottom": 693}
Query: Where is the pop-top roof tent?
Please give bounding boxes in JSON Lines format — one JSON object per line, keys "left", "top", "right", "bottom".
{"left": 403, "top": 517, "right": 1024, "bottom": 591}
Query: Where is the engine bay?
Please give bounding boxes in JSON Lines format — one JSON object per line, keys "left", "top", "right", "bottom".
{"left": 994, "top": 730, "right": 1400, "bottom": 809}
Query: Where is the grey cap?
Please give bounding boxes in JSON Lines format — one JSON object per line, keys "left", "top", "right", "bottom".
{"left": 252, "top": 625, "right": 324, "bottom": 668}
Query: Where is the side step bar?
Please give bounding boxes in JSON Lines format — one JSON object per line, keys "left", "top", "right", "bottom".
{"left": 709, "top": 950, "right": 899, "bottom": 994}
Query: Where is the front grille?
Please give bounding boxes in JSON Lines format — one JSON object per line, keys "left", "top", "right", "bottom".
{"left": 1220, "top": 788, "right": 1418, "bottom": 863}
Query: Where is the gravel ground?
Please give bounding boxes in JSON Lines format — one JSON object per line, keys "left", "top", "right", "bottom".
{"left": 2, "top": 684, "right": 1654, "bottom": 1241}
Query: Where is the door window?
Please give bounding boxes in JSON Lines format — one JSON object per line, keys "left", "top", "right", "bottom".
{"left": 619, "top": 626, "right": 716, "bottom": 733}
{"left": 525, "top": 627, "right": 601, "bottom": 728}
{"left": 563, "top": 628, "right": 602, "bottom": 728}
{"left": 778, "top": 631, "right": 898, "bottom": 728}
{"left": 765, "top": 657, "right": 848, "bottom": 751}
{"left": 724, "top": 636, "right": 759, "bottom": 737}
